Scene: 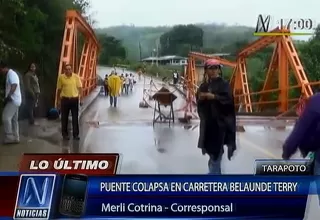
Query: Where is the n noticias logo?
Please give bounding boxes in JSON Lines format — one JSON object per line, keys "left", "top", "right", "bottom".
{"left": 13, "top": 174, "right": 56, "bottom": 220}
{"left": 255, "top": 14, "right": 271, "bottom": 34}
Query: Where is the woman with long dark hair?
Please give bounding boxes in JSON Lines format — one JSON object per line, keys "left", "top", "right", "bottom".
{"left": 24, "top": 63, "right": 40, "bottom": 125}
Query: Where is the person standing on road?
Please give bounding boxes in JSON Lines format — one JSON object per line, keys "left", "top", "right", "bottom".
{"left": 104, "top": 74, "right": 109, "bottom": 96}
{"left": 0, "top": 61, "right": 22, "bottom": 144}
{"left": 108, "top": 72, "right": 121, "bottom": 107}
{"left": 24, "top": 63, "right": 40, "bottom": 125}
{"left": 196, "top": 59, "right": 236, "bottom": 174}
{"left": 124, "top": 73, "right": 130, "bottom": 95}
{"left": 120, "top": 73, "right": 125, "bottom": 94}
{"left": 282, "top": 93, "right": 320, "bottom": 203}
{"left": 173, "top": 71, "right": 179, "bottom": 84}
{"left": 56, "top": 64, "right": 82, "bottom": 140}
{"left": 129, "top": 73, "right": 134, "bottom": 91}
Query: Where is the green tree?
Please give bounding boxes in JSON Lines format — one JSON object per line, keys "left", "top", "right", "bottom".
{"left": 220, "top": 40, "right": 250, "bottom": 55}
{"left": 299, "top": 25, "right": 320, "bottom": 82}
{"left": 96, "top": 23, "right": 255, "bottom": 60}
{"left": 0, "top": 0, "right": 92, "bottom": 115}
{"left": 98, "top": 34, "right": 127, "bottom": 65}
{"left": 160, "top": 24, "right": 203, "bottom": 56}
{"left": 0, "top": 0, "right": 26, "bottom": 59}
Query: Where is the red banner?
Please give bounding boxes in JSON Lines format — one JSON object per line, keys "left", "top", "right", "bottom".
{"left": 19, "top": 153, "right": 119, "bottom": 175}
{"left": 0, "top": 176, "right": 19, "bottom": 217}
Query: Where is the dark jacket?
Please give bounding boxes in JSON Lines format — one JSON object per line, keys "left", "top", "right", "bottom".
{"left": 197, "top": 77, "right": 236, "bottom": 160}
{"left": 283, "top": 93, "right": 320, "bottom": 162}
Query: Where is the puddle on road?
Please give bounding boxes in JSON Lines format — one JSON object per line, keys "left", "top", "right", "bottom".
{"left": 84, "top": 119, "right": 200, "bottom": 131}
{"left": 183, "top": 124, "right": 198, "bottom": 130}
{"left": 153, "top": 138, "right": 166, "bottom": 153}
{"left": 157, "top": 148, "right": 166, "bottom": 153}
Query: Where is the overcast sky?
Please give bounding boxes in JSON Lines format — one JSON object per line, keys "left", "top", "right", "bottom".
{"left": 90, "top": 0, "right": 318, "bottom": 28}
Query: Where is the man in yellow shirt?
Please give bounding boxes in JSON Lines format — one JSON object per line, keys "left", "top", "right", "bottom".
{"left": 57, "top": 64, "right": 82, "bottom": 140}
{"left": 107, "top": 72, "right": 122, "bottom": 107}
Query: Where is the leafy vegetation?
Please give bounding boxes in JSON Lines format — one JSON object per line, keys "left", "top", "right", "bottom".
{"left": 3, "top": 0, "right": 320, "bottom": 116}
{"left": 96, "top": 24, "right": 256, "bottom": 61}
{"left": 98, "top": 34, "right": 127, "bottom": 65}
{"left": 160, "top": 25, "right": 203, "bottom": 56}
{"left": 103, "top": 23, "right": 320, "bottom": 105}
{"left": 0, "top": 0, "right": 92, "bottom": 115}
{"left": 299, "top": 27, "right": 320, "bottom": 82}
{"left": 128, "top": 63, "right": 183, "bottom": 79}
{"left": 97, "top": 23, "right": 257, "bottom": 80}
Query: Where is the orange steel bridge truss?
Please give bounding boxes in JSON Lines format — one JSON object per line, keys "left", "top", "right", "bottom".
{"left": 184, "top": 28, "right": 318, "bottom": 117}
{"left": 180, "top": 52, "right": 237, "bottom": 118}
{"left": 54, "top": 10, "right": 99, "bottom": 107}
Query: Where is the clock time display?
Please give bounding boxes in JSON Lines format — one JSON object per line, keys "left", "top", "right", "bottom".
{"left": 278, "top": 18, "right": 316, "bottom": 31}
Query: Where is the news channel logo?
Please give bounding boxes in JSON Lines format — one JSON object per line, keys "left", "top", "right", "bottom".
{"left": 13, "top": 174, "right": 56, "bottom": 220}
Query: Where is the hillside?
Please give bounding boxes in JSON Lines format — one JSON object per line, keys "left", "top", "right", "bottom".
{"left": 96, "top": 23, "right": 255, "bottom": 61}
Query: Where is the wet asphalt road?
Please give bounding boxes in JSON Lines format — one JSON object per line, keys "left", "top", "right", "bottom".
{"left": 0, "top": 65, "right": 316, "bottom": 218}
{"left": 79, "top": 66, "right": 295, "bottom": 174}
{"left": 78, "top": 67, "right": 320, "bottom": 219}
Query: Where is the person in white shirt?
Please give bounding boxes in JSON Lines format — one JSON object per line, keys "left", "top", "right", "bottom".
{"left": 173, "top": 71, "right": 179, "bottom": 84}
{"left": 124, "top": 73, "right": 130, "bottom": 94}
{"left": 129, "top": 73, "right": 134, "bottom": 91}
{"left": 0, "top": 61, "right": 22, "bottom": 144}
